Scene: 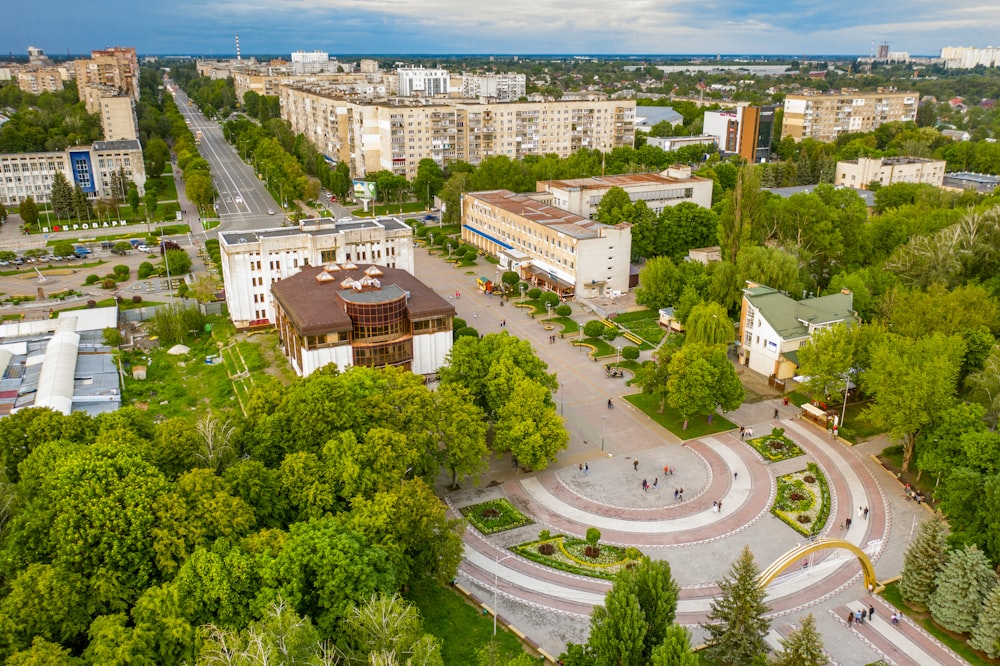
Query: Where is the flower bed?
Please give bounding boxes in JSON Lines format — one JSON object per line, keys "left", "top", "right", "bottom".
{"left": 460, "top": 499, "right": 533, "bottom": 535}
{"left": 513, "top": 535, "right": 640, "bottom": 579}
{"left": 772, "top": 463, "right": 830, "bottom": 536}
{"left": 746, "top": 427, "right": 804, "bottom": 462}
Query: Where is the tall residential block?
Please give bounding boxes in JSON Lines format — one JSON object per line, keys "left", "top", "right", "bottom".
{"left": 280, "top": 85, "right": 636, "bottom": 180}
{"left": 781, "top": 90, "right": 918, "bottom": 143}
{"left": 74, "top": 47, "right": 140, "bottom": 100}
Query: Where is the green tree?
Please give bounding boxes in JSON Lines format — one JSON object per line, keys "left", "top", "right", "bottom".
{"left": 126, "top": 184, "right": 141, "bottom": 216}
{"left": 493, "top": 377, "right": 568, "bottom": 471}
{"left": 684, "top": 302, "right": 733, "bottom": 346}
{"left": 70, "top": 185, "right": 91, "bottom": 220}
{"left": 6, "top": 636, "right": 81, "bottom": 666}
{"left": 795, "top": 323, "right": 857, "bottom": 404}
{"left": 702, "top": 546, "right": 771, "bottom": 666}
{"left": 196, "top": 598, "right": 324, "bottom": 665}
{"left": 143, "top": 189, "right": 158, "bottom": 222}
{"left": 338, "top": 593, "right": 444, "bottom": 666}
{"left": 929, "top": 544, "right": 997, "bottom": 634}
{"left": 164, "top": 249, "right": 192, "bottom": 274}
{"left": 668, "top": 344, "right": 743, "bottom": 427}
{"left": 900, "top": 516, "right": 949, "bottom": 607}
{"left": 594, "top": 186, "right": 634, "bottom": 225}
{"left": 433, "top": 384, "right": 488, "bottom": 488}
{"left": 717, "top": 167, "right": 767, "bottom": 263}
{"left": 0, "top": 201, "right": 7, "bottom": 223}
{"left": 635, "top": 348, "right": 673, "bottom": 413}
{"left": 52, "top": 240, "right": 75, "bottom": 259}
{"left": 49, "top": 171, "right": 74, "bottom": 219}
{"left": 657, "top": 202, "right": 719, "bottom": 261}
{"left": 770, "top": 613, "right": 826, "bottom": 666}
{"left": 635, "top": 256, "right": 678, "bottom": 310}
{"left": 185, "top": 172, "right": 215, "bottom": 213}
{"left": 650, "top": 625, "right": 697, "bottom": 666}
{"left": 346, "top": 480, "right": 464, "bottom": 586}
{"left": 412, "top": 158, "right": 445, "bottom": 209}
{"left": 861, "top": 333, "right": 964, "bottom": 472}
{"left": 258, "top": 518, "right": 396, "bottom": 635}
{"left": 145, "top": 137, "right": 170, "bottom": 176}
{"left": 0, "top": 563, "right": 91, "bottom": 654}
{"left": 18, "top": 196, "right": 39, "bottom": 229}
{"left": 970, "top": 583, "right": 1000, "bottom": 659}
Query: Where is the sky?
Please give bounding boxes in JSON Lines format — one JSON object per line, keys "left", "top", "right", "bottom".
{"left": 4, "top": 0, "right": 1000, "bottom": 57}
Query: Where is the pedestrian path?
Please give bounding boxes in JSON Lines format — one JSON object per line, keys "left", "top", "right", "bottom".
{"left": 833, "top": 597, "right": 966, "bottom": 666}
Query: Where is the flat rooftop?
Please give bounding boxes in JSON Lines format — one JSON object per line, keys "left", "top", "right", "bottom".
{"left": 220, "top": 217, "right": 409, "bottom": 245}
{"left": 466, "top": 190, "right": 610, "bottom": 240}
{"left": 539, "top": 170, "right": 708, "bottom": 191}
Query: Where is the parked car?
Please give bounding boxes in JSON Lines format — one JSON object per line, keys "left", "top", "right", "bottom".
{"left": 13, "top": 258, "right": 23, "bottom": 265}
{"left": 268, "top": 209, "right": 275, "bottom": 215}
{"left": 137, "top": 244, "right": 150, "bottom": 253}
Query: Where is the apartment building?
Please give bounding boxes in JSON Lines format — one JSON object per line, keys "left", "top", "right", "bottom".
{"left": 940, "top": 46, "right": 1000, "bottom": 69}
{"left": 781, "top": 89, "right": 919, "bottom": 143}
{"left": 397, "top": 67, "right": 450, "bottom": 97}
{"left": 15, "top": 67, "right": 70, "bottom": 94}
{"left": 834, "top": 156, "right": 946, "bottom": 189}
{"left": 462, "top": 190, "right": 632, "bottom": 298}
{"left": 77, "top": 86, "right": 138, "bottom": 140}
{"left": 231, "top": 69, "right": 393, "bottom": 103}
{"left": 290, "top": 50, "right": 332, "bottom": 74}
{"left": 702, "top": 105, "right": 777, "bottom": 162}
{"left": 271, "top": 264, "right": 454, "bottom": 377}
{"left": 0, "top": 140, "right": 146, "bottom": 208}
{"left": 74, "top": 47, "right": 140, "bottom": 100}
{"left": 219, "top": 216, "right": 415, "bottom": 328}
{"left": 280, "top": 85, "right": 636, "bottom": 179}
{"left": 535, "top": 165, "right": 713, "bottom": 218}
{"left": 459, "top": 73, "right": 526, "bottom": 102}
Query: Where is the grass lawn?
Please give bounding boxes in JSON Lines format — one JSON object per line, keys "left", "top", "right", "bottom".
{"left": 841, "top": 400, "right": 882, "bottom": 440}
{"left": 147, "top": 174, "right": 178, "bottom": 201}
{"left": 405, "top": 577, "right": 531, "bottom": 665}
{"left": 574, "top": 336, "right": 617, "bottom": 358}
{"left": 612, "top": 310, "right": 667, "bottom": 346}
{"left": 547, "top": 316, "right": 579, "bottom": 335}
{"left": 881, "top": 581, "right": 992, "bottom": 666}
{"left": 624, "top": 391, "right": 736, "bottom": 440}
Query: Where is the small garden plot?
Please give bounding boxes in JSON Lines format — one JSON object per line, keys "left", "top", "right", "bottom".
{"left": 612, "top": 309, "right": 667, "bottom": 345}
{"left": 460, "top": 499, "right": 533, "bottom": 535}
{"left": 514, "top": 534, "right": 641, "bottom": 580}
{"left": 746, "top": 427, "right": 805, "bottom": 462}
{"left": 772, "top": 463, "right": 830, "bottom": 536}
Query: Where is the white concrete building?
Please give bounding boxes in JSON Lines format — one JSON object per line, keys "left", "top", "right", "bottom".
{"left": 397, "top": 67, "right": 450, "bottom": 97}
{"left": 291, "top": 50, "right": 331, "bottom": 74}
{"left": 219, "top": 217, "right": 415, "bottom": 328}
{"left": 535, "top": 165, "right": 713, "bottom": 218}
{"left": 460, "top": 73, "right": 526, "bottom": 101}
{"left": 940, "top": 46, "right": 1000, "bottom": 69}
{"left": 834, "top": 156, "right": 946, "bottom": 189}
{"left": 462, "top": 190, "right": 632, "bottom": 298}
{"left": 738, "top": 284, "right": 857, "bottom": 380}
{"left": 0, "top": 139, "right": 146, "bottom": 208}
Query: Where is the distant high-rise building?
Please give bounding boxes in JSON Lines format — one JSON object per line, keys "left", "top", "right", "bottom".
{"left": 460, "top": 73, "right": 526, "bottom": 101}
{"left": 781, "top": 89, "right": 919, "bottom": 142}
{"left": 74, "top": 47, "right": 140, "bottom": 100}
{"left": 291, "top": 50, "right": 331, "bottom": 74}
{"left": 877, "top": 42, "right": 890, "bottom": 60}
{"left": 397, "top": 67, "right": 450, "bottom": 97}
{"left": 940, "top": 45, "right": 1000, "bottom": 69}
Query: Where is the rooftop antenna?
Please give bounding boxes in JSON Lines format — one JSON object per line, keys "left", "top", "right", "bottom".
{"left": 236, "top": 33, "right": 241, "bottom": 61}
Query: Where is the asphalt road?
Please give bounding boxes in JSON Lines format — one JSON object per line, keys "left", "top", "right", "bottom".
{"left": 169, "top": 82, "right": 283, "bottom": 232}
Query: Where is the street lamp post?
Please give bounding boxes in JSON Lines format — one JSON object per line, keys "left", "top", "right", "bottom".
{"left": 546, "top": 302, "right": 552, "bottom": 320}
{"left": 616, "top": 345, "right": 621, "bottom": 367}
{"left": 494, "top": 553, "right": 515, "bottom": 635}
{"left": 519, "top": 284, "right": 525, "bottom": 300}
{"left": 601, "top": 415, "right": 607, "bottom": 451}
{"left": 840, "top": 372, "right": 850, "bottom": 431}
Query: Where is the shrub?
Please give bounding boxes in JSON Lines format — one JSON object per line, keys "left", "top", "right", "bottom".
{"left": 538, "top": 529, "right": 551, "bottom": 541}
{"left": 554, "top": 304, "right": 572, "bottom": 317}
{"left": 538, "top": 543, "right": 555, "bottom": 556}
{"left": 87, "top": 300, "right": 96, "bottom": 308}
{"left": 132, "top": 295, "right": 142, "bottom": 304}
{"left": 602, "top": 327, "right": 619, "bottom": 341}
{"left": 584, "top": 545, "right": 602, "bottom": 559}
{"left": 586, "top": 527, "right": 601, "bottom": 546}
{"left": 101, "top": 279, "right": 116, "bottom": 289}
{"left": 539, "top": 291, "right": 560, "bottom": 308}
{"left": 455, "top": 326, "right": 479, "bottom": 339}
{"left": 527, "top": 287, "right": 542, "bottom": 300}
{"left": 622, "top": 346, "right": 640, "bottom": 361}
{"left": 112, "top": 264, "right": 130, "bottom": 280}
{"left": 583, "top": 320, "right": 607, "bottom": 338}
{"left": 138, "top": 262, "right": 155, "bottom": 279}
{"left": 84, "top": 274, "right": 100, "bottom": 285}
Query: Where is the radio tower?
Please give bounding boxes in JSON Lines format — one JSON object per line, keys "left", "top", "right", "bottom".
{"left": 235, "top": 33, "right": 241, "bottom": 61}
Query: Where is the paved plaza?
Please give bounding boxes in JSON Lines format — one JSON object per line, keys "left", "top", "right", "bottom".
{"left": 412, "top": 247, "right": 961, "bottom": 665}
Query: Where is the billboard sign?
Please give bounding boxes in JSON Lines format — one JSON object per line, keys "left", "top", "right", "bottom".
{"left": 353, "top": 180, "right": 377, "bottom": 200}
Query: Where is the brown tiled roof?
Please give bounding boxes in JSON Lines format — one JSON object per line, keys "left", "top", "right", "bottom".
{"left": 271, "top": 265, "right": 456, "bottom": 336}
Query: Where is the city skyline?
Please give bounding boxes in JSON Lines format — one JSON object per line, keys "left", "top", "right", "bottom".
{"left": 4, "top": 0, "right": 1000, "bottom": 57}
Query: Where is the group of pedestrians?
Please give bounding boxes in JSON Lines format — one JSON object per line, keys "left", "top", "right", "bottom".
{"left": 847, "top": 604, "right": 876, "bottom": 628}
{"left": 739, "top": 425, "right": 754, "bottom": 440}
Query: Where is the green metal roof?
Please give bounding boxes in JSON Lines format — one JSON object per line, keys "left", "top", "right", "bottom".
{"left": 746, "top": 287, "right": 857, "bottom": 341}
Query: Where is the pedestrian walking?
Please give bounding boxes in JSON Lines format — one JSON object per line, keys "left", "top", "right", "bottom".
{"left": 717, "top": 500, "right": 722, "bottom": 511}
{"left": 674, "top": 488, "right": 679, "bottom": 500}
{"left": 633, "top": 459, "right": 638, "bottom": 471}
{"left": 891, "top": 612, "right": 899, "bottom": 625}
{"left": 855, "top": 609, "right": 863, "bottom": 625}
{"left": 774, "top": 407, "right": 779, "bottom": 419}
{"left": 846, "top": 517, "right": 852, "bottom": 529}
{"left": 678, "top": 488, "right": 684, "bottom": 501}
{"left": 847, "top": 612, "right": 854, "bottom": 628}
{"left": 864, "top": 506, "right": 869, "bottom": 520}
{"left": 653, "top": 477, "right": 658, "bottom": 490}
{"left": 713, "top": 500, "right": 719, "bottom": 513}
{"left": 642, "top": 479, "right": 648, "bottom": 492}
{"left": 579, "top": 463, "right": 583, "bottom": 475}
{"left": 584, "top": 463, "right": 589, "bottom": 476}
{"left": 868, "top": 605, "right": 874, "bottom": 621}
{"left": 609, "top": 398, "right": 614, "bottom": 409}
{"left": 858, "top": 507, "right": 864, "bottom": 519}
{"left": 734, "top": 471, "right": 739, "bottom": 479}
{"left": 740, "top": 425, "right": 745, "bottom": 437}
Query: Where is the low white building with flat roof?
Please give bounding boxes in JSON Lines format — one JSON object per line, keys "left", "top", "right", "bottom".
{"left": 535, "top": 165, "right": 713, "bottom": 218}
{"left": 219, "top": 217, "right": 415, "bottom": 328}
{"left": 834, "top": 156, "right": 946, "bottom": 189}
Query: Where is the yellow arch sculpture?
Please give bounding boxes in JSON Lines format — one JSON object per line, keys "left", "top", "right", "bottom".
{"left": 758, "top": 538, "right": 882, "bottom": 593}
